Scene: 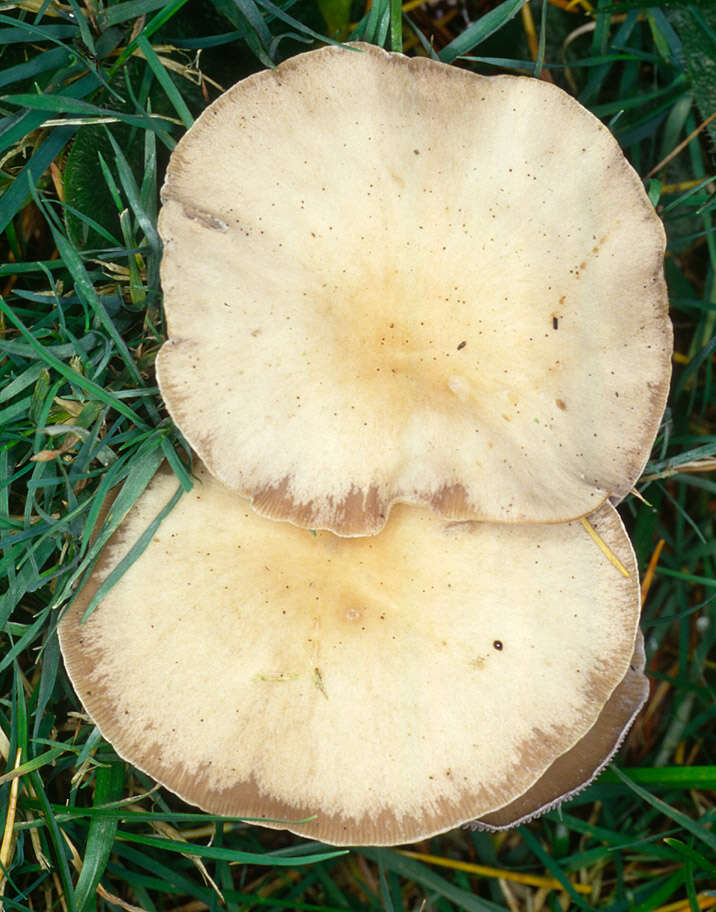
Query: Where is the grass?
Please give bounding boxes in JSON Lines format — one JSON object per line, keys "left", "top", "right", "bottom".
{"left": 1, "top": 0, "right": 715, "bottom": 909}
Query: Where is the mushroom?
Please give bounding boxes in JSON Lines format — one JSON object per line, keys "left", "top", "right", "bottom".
{"left": 59, "top": 463, "right": 644, "bottom": 846}
{"left": 474, "top": 630, "right": 648, "bottom": 830}
{"left": 156, "top": 42, "right": 671, "bottom": 536}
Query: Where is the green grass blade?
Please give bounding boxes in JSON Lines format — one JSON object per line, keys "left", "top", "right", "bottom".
{"left": 358, "top": 849, "right": 506, "bottom": 912}
{"left": 0, "top": 46, "right": 70, "bottom": 90}
{"left": 115, "top": 830, "right": 347, "bottom": 866}
{"left": 31, "top": 628, "right": 60, "bottom": 740}
{"left": 439, "top": 0, "right": 527, "bottom": 63}
{"left": 136, "top": 34, "right": 194, "bottom": 129}
{"left": 517, "top": 828, "right": 594, "bottom": 912}
{"left": 611, "top": 767, "right": 716, "bottom": 854}
{"left": 49, "top": 233, "right": 147, "bottom": 388}
{"left": 0, "top": 745, "right": 68, "bottom": 785}
{"left": 0, "top": 126, "right": 76, "bottom": 234}
{"left": 28, "top": 771, "right": 78, "bottom": 912}
{"left": 389, "top": 0, "right": 402, "bottom": 51}
{"left": 254, "top": 0, "right": 335, "bottom": 48}
{"left": 73, "top": 761, "right": 125, "bottom": 912}
{"left": 98, "top": 0, "right": 179, "bottom": 28}
{"left": 0, "top": 298, "right": 148, "bottom": 428}
{"left": 82, "top": 473, "right": 183, "bottom": 619}
{"left": 663, "top": 837, "right": 716, "bottom": 879}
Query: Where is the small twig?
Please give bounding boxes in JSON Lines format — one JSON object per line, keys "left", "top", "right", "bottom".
{"left": 646, "top": 112, "right": 716, "bottom": 179}
{"left": 640, "top": 458, "right": 716, "bottom": 483}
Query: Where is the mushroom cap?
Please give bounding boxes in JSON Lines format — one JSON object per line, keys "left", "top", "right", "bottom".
{"left": 59, "top": 463, "right": 641, "bottom": 846}
{"left": 474, "top": 629, "right": 648, "bottom": 830}
{"left": 157, "top": 43, "right": 671, "bottom": 536}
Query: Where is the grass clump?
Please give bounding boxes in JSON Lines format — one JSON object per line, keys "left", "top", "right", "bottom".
{"left": 1, "top": 1, "right": 715, "bottom": 910}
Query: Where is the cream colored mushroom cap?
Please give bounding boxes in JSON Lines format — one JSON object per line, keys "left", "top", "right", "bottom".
{"left": 156, "top": 43, "right": 671, "bottom": 536}
{"left": 59, "top": 464, "right": 641, "bottom": 846}
{"left": 475, "top": 629, "right": 648, "bottom": 830}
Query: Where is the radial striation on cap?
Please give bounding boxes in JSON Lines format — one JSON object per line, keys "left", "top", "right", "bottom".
{"left": 60, "top": 464, "right": 642, "bottom": 846}
{"left": 157, "top": 43, "right": 671, "bottom": 536}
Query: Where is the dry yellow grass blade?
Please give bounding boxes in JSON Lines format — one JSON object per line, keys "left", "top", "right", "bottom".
{"left": 96, "top": 884, "right": 150, "bottom": 912}
{"left": 152, "top": 823, "right": 224, "bottom": 903}
{"left": 402, "top": 0, "right": 430, "bottom": 13}
{"left": 7, "top": 0, "right": 68, "bottom": 15}
{"left": 521, "top": 2, "right": 539, "bottom": 59}
{"left": 662, "top": 179, "right": 713, "bottom": 193}
{"left": 641, "top": 539, "right": 666, "bottom": 606}
{"left": 397, "top": 850, "right": 592, "bottom": 895}
{"left": 653, "top": 892, "right": 716, "bottom": 912}
{"left": 580, "top": 517, "right": 631, "bottom": 578}
{"left": 549, "top": 0, "right": 594, "bottom": 12}
{"left": 0, "top": 749, "right": 22, "bottom": 896}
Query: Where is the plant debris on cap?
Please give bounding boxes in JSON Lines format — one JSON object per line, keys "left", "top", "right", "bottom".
{"left": 59, "top": 463, "right": 642, "bottom": 847}
{"left": 474, "top": 631, "right": 649, "bottom": 831}
{"left": 157, "top": 42, "right": 671, "bottom": 536}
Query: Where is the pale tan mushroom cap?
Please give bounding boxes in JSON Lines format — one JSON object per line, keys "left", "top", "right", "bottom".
{"left": 475, "top": 630, "right": 648, "bottom": 830}
{"left": 157, "top": 43, "right": 671, "bottom": 535}
{"left": 60, "top": 464, "right": 641, "bottom": 846}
